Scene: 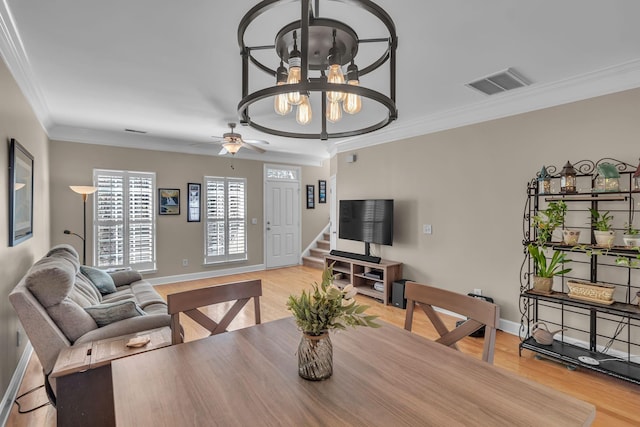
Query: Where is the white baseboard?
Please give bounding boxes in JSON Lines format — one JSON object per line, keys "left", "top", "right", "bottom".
{"left": 499, "top": 319, "right": 521, "bottom": 336}
{"left": 147, "top": 263, "right": 266, "bottom": 286}
{"left": 434, "top": 307, "right": 520, "bottom": 335}
{"left": 0, "top": 343, "right": 33, "bottom": 426}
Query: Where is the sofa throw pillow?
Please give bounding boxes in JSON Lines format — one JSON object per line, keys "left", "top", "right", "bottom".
{"left": 85, "top": 299, "right": 146, "bottom": 327}
{"left": 80, "top": 266, "right": 117, "bottom": 295}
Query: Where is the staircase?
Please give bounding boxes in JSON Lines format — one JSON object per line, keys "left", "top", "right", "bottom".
{"left": 302, "top": 231, "right": 330, "bottom": 269}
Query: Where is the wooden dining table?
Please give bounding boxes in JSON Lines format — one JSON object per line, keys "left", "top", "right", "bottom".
{"left": 111, "top": 317, "right": 595, "bottom": 426}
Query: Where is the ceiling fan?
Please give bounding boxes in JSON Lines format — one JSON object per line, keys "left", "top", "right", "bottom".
{"left": 211, "top": 123, "right": 269, "bottom": 156}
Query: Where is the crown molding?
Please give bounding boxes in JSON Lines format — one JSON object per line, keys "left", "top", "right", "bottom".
{"left": 329, "top": 58, "right": 640, "bottom": 157}
{"left": 0, "top": 1, "right": 52, "bottom": 131}
{"left": 49, "top": 124, "right": 328, "bottom": 166}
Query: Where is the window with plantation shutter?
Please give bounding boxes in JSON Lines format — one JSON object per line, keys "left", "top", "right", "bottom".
{"left": 93, "top": 169, "right": 156, "bottom": 271}
{"left": 204, "top": 176, "right": 247, "bottom": 264}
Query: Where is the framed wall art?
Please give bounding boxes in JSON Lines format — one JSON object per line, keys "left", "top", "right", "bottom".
{"left": 159, "top": 188, "right": 180, "bottom": 215}
{"left": 318, "top": 180, "right": 326, "bottom": 203}
{"left": 187, "top": 183, "right": 201, "bottom": 222}
{"left": 9, "top": 138, "right": 34, "bottom": 246}
{"left": 306, "top": 184, "right": 315, "bottom": 209}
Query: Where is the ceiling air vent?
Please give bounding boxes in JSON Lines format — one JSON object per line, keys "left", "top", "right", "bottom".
{"left": 466, "top": 68, "right": 530, "bottom": 95}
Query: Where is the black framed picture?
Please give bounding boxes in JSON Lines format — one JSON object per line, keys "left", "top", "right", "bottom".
{"left": 9, "top": 138, "right": 34, "bottom": 246}
{"left": 187, "top": 183, "right": 201, "bottom": 222}
{"left": 159, "top": 188, "right": 180, "bottom": 215}
{"left": 318, "top": 180, "right": 326, "bottom": 203}
{"left": 306, "top": 185, "right": 315, "bottom": 209}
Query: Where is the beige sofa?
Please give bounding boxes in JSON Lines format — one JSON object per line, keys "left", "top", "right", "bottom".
{"left": 9, "top": 244, "right": 170, "bottom": 401}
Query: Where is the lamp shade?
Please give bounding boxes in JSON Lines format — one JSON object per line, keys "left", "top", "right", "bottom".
{"left": 223, "top": 143, "right": 242, "bottom": 154}
{"left": 69, "top": 185, "right": 98, "bottom": 195}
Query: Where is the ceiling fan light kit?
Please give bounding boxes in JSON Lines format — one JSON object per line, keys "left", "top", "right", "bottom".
{"left": 237, "top": 0, "right": 398, "bottom": 140}
{"left": 215, "top": 123, "right": 268, "bottom": 156}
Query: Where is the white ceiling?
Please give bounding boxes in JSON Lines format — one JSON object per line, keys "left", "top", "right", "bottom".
{"left": 2, "top": 0, "right": 640, "bottom": 165}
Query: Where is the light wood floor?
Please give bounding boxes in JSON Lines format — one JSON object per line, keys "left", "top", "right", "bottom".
{"left": 7, "top": 265, "right": 640, "bottom": 426}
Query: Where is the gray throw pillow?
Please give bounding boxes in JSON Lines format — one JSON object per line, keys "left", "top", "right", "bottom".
{"left": 84, "top": 299, "right": 146, "bottom": 327}
{"left": 81, "top": 266, "right": 117, "bottom": 295}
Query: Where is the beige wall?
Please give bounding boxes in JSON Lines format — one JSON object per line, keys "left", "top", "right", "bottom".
{"left": 335, "top": 88, "right": 640, "bottom": 323}
{"left": 50, "top": 141, "right": 330, "bottom": 278}
{"left": 0, "top": 60, "right": 50, "bottom": 392}
{"left": 301, "top": 160, "right": 331, "bottom": 248}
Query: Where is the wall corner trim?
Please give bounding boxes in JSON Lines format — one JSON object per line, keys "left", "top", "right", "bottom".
{"left": 0, "top": 343, "right": 33, "bottom": 426}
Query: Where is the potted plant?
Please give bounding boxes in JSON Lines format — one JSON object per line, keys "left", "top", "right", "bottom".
{"left": 590, "top": 208, "right": 615, "bottom": 248}
{"left": 533, "top": 201, "right": 567, "bottom": 245}
{"left": 527, "top": 244, "right": 572, "bottom": 294}
{"left": 287, "top": 265, "right": 379, "bottom": 380}
{"left": 623, "top": 223, "right": 640, "bottom": 248}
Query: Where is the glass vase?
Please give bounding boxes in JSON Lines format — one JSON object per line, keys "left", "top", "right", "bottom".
{"left": 298, "top": 332, "right": 333, "bottom": 381}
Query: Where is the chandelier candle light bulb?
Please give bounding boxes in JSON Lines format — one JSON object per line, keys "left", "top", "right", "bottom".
{"left": 274, "top": 62, "right": 292, "bottom": 115}
{"left": 326, "top": 32, "right": 346, "bottom": 103}
{"left": 286, "top": 33, "right": 303, "bottom": 106}
{"left": 344, "top": 61, "right": 362, "bottom": 114}
{"left": 326, "top": 100, "right": 342, "bottom": 123}
{"left": 296, "top": 94, "right": 312, "bottom": 125}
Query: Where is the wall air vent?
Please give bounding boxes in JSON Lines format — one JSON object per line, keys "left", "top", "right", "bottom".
{"left": 124, "top": 128, "right": 147, "bottom": 134}
{"left": 466, "top": 68, "right": 530, "bottom": 95}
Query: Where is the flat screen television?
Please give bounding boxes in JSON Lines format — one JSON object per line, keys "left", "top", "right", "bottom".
{"left": 339, "top": 199, "right": 393, "bottom": 255}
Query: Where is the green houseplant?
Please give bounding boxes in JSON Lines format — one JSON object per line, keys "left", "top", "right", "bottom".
{"left": 287, "top": 265, "right": 379, "bottom": 380}
{"left": 533, "top": 201, "right": 567, "bottom": 245}
{"left": 589, "top": 208, "right": 615, "bottom": 248}
{"left": 623, "top": 222, "right": 640, "bottom": 247}
{"left": 527, "top": 244, "right": 572, "bottom": 294}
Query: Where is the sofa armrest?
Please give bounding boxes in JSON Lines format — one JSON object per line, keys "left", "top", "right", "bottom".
{"left": 108, "top": 270, "right": 143, "bottom": 287}
{"left": 74, "top": 314, "right": 171, "bottom": 344}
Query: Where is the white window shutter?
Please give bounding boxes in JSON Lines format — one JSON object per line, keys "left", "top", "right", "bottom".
{"left": 94, "top": 169, "right": 156, "bottom": 271}
{"left": 204, "top": 176, "right": 247, "bottom": 264}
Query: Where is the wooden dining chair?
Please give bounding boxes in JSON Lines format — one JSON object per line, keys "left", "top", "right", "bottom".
{"left": 167, "top": 279, "right": 262, "bottom": 344}
{"left": 404, "top": 281, "right": 500, "bottom": 363}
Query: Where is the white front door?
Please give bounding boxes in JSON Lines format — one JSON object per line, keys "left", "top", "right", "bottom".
{"left": 265, "top": 178, "right": 300, "bottom": 268}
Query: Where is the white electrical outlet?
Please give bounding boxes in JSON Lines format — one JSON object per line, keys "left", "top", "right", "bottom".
{"left": 473, "top": 288, "right": 482, "bottom": 296}
{"left": 182, "top": 259, "right": 188, "bottom": 267}
{"left": 423, "top": 224, "right": 432, "bottom": 234}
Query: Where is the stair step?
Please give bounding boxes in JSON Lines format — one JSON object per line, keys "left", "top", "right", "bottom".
{"left": 302, "top": 256, "right": 325, "bottom": 270}
{"left": 317, "top": 240, "right": 330, "bottom": 250}
{"left": 310, "top": 247, "right": 329, "bottom": 258}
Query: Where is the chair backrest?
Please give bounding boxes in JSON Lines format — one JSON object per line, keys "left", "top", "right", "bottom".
{"left": 167, "top": 279, "right": 262, "bottom": 344}
{"left": 403, "top": 282, "right": 500, "bottom": 363}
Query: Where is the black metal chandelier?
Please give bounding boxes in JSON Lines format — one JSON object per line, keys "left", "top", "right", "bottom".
{"left": 237, "top": 0, "right": 397, "bottom": 140}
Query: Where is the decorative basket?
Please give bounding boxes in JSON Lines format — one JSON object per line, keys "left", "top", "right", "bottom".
{"left": 567, "top": 280, "right": 615, "bottom": 305}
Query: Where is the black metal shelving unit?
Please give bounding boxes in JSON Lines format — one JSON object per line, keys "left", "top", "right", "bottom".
{"left": 519, "top": 158, "right": 640, "bottom": 385}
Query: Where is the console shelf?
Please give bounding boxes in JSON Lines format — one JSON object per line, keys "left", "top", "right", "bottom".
{"left": 324, "top": 254, "right": 402, "bottom": 305}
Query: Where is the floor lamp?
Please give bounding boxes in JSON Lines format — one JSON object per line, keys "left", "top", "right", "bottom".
{"left": 66, "top": 185, "right": 97, "bottom": 265}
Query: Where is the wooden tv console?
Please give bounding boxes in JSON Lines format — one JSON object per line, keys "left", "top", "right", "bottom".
{"left": 324, "top": 254, "right": 402, "bottom": 305}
